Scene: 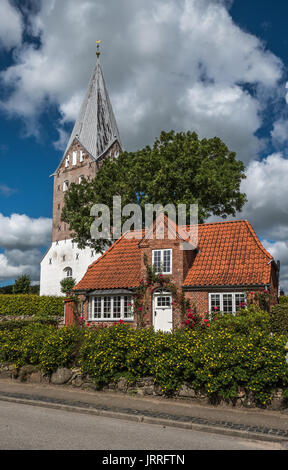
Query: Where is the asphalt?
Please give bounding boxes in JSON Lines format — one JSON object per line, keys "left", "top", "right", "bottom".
{"left": 0, "top": 378, "right": 288, "bottom": 445}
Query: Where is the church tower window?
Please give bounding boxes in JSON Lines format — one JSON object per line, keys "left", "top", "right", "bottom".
{"left": 64, "top": 267, "right": 73, "bottom": 278}
{"left": 65, "top": 156, "right": 70, "bottom": 168}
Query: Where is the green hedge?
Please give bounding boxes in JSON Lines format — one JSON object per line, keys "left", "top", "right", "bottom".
{"left": 0, "top": 295, "right": 64, "bottom": 317}
{"left": 1, "top": 320, "right": 288, "bottom": 406}
{"left": 270, "top": 304, "right": 288, "bottom": 335}
{"left": 0, "top": 317, "right": 60, "bottom": 331}
{"left": 209, "top": 308, "right": 270, "bottom": 335}
{"left": 79, "top": 326, "right": 288, "bottom": 405}
{"left": 280, "top": 296, "right": 288, "bottom": 304}
{"left": 0, "top": 324, "right": 82, "bottom": 370}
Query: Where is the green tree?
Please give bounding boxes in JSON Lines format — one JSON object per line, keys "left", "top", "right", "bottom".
{"left": 62, "top": 130, "right": 247, "bottom": 251}
{"left": 13, "top": 275, "right": 31, "bottom": 294}
{"left": 60, "top": 277, "right": 76, "bottom": 295}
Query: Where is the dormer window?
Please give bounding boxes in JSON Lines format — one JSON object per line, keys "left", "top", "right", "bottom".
{"left": 63, "top": 181, "right": 69, "bottom": 192}
{"left": 152, "top": 249, "right": 172, "bottom": 274}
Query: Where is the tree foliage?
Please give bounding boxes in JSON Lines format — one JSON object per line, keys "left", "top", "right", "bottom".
{"left": 13, "top": 275, "right": 31, "bottom": 294}
{"left": 62, "top": 130, "right": 247, "bottom": 251}
{"left": 60, "top": 277, "right": 76, "bottom": 295}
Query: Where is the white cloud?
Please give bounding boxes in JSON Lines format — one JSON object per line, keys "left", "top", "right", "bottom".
{"left": 0, "top": 213, "right": 52, "bottom": 282}
{"left": 0, "top": 249, "right": 42, "bottom": 282}
{"left": 0, "top": 213, "right": 51, "bottom": 250}
{"left": 271, "top": 119, "right": 288, "bottom": 145}
{"left": 240, "top": 153, "right": 288, "bottom": 241}
{"left": 178, "top": 82, "right": 261, "bottom": 163}
{"left": 0, "top": 0, "right": 23, "bottom": 50}
{"left": 209, "top": 153, "right": 288, "bottom": 291}
{"left": 262, "top": 240, "right": 288, "bottom": 292}
{"left": 0, "top": 0, "right": 283, "bottom": 158}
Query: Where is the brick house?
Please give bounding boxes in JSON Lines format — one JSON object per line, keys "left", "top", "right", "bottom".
{"left": 66, "top": 216, "right": 280, "bottom": 331}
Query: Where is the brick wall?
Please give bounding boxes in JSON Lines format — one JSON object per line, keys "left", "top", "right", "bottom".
{"left": 52, "top": 138, "right": 121, "bottom": 243}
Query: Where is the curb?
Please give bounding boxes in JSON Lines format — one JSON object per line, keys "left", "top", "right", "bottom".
{"left": 0, "top": 393, "right": 288, "bottom": 446}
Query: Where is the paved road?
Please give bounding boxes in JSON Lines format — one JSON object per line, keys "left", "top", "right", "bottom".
{"left": 0, "top": 401, "right": 284, "bottom": 450}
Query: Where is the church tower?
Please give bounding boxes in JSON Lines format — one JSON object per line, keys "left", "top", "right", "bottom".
{"left": 40, "top": 44, "right": 123, "bottom": 296}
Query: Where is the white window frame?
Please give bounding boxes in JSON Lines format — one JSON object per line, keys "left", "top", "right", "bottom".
{"left": 64, "top": 267, "right": 73, "bottom": 278}
{"left": 63, "top": 180, "right": 69, "bottom": 192}
{"left": 209, "top": 292, "right": 247, "bottom": 316}
{"left": 79, "top": 151, "right": 84, "bottom": 163}
{"left": 152, "top": 249, "right": 172, "bottom": 274}
{"left": 78, "top": 175, "right": 84, "bottom": 184}
{"left": 65, "top": 155, "right": 70, "bottom": 168}
{"left": 72, "top": 151, "right": 77, "bottom": 166}
{"left": 88, "top": 295, "right": 134, "bottom": 322}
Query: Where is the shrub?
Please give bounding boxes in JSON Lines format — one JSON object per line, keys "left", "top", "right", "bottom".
{"left": 0, "top": 317, "right": 60, "bottom": 331}
{"left": 270, "top": 304, "right": 288, "bottom": 335}
{"left": 0, "top": 295, "right": 64, "bottom": 317}
{"left": 79, "top": 324, "right": 288, "bottom": 405}
{"left": 1, "top": 321, "right": 288, "bottom": 407}
{"left": 279, "top": 296, "right": 288, "bottom": 304}
{"left": 39, "top": 326, "right": 83, "bottom": 373}
{"left": 60, "top": 278, "right": 76, "bottom": 294}
{"left": 0, "top": 324, "right": 55, "bottom": 366}
{"left": 209, "top": 306, "right": 270, "bottom": 335}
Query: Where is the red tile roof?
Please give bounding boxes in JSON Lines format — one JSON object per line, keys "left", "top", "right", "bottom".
{"left": 74, "top": 220, "right": 274, "bottom": 291}
{"left": 183, "top": 220, "right": 272, "bottom": 287}
{"left": 75, "top": 231, "right": 144, "bottom": 291}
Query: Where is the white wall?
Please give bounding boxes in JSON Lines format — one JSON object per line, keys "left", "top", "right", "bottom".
{"left": 40, "top": 239, "right": 101, "bottom": 296}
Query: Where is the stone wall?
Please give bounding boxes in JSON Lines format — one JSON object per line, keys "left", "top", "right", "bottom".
{"left": 0, "top": 363, "right": 286, "bottom": 411}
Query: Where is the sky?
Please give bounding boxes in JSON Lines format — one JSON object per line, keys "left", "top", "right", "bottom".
{"left": 0, "top": 0, "right": 288, "bottom": 291}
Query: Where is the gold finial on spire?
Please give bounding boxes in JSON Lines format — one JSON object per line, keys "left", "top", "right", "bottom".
{"left": 96, "top": 40, "right": 101, "bottom": 58}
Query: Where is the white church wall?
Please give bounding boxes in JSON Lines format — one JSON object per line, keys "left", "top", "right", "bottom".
{"left": 40, "top": 239, "right": 101, "bottom": 296}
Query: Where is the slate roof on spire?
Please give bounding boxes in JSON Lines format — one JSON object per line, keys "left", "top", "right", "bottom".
{"left": 64, "top": 60, "right": 122, "bottom": 160}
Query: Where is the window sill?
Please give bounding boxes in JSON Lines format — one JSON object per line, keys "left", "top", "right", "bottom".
{"left": 87, "top": 319, "right": 135, "bottom": 323}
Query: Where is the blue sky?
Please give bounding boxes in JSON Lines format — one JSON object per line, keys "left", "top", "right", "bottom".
{"left": 0, "top": 0, "right": 288, "bottom": 290}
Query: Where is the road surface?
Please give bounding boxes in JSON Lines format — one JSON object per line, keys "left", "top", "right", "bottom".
{"left": 0, "top": 400, "right": 285, "bottom": 450}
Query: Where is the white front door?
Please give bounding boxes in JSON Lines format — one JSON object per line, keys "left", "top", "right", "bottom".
{"left": 153, "top": 292, "right": 173, "bottom": 332}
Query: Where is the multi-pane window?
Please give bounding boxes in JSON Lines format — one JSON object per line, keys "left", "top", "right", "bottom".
{"left": 223, "top": 294, "right": 233, "bottom": 313}
{"left": 152, "top": 249, "right": 172, "bottom": 274}
{"left": 89, "top": 295, "right": 134, "bottom": 321}
{"left": 124, "top": 296, "right": 133, "bottom": 319}
{"left": 157, "top": 296, "right": 171, "bottom": 307}
{"left": 235, "top": 293, "right": 247, "bottom": 311}
{"left": 209, "top": 293, "right": 246, "bottom": 315}
{"left": 210, "top": 294, "right": 221, "bottom": 312}
{"left": 94, "top": 297, "right": 102, "bottom": 319}
{"left": 103, "top": 297, "right": 111, "bottom": 319}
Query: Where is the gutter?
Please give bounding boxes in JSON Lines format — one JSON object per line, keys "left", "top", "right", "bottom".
{"left": 182, "top": 284, "right": 270, "bottom": 292}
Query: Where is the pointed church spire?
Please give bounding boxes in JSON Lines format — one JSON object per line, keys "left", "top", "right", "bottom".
{"left": 64, "top": 43, "right": 123, "bottom": 160}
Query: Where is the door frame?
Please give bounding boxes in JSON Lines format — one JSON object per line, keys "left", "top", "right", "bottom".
{"left": 152, "top": 289, "right": 173, "bottom": 332}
